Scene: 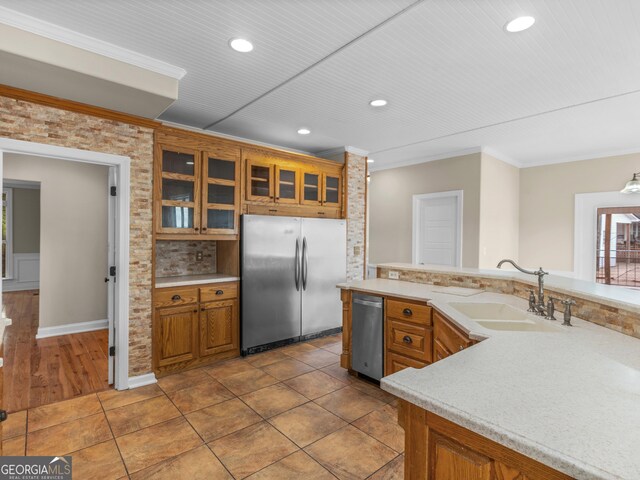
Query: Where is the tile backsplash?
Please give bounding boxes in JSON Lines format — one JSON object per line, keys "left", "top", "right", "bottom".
{"left": 155, "top": 241, "right": 217, "bottom": 277}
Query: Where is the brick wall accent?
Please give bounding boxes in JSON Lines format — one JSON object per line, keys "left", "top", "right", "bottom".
{"left": 345, "top": 151, "right": 367, "bottom": 282}
{"left": 377, "top": 266, "right": 640, "bottom": 339}
{"left": 155, "top": 241, "right": 217, "bottom": 277}
{"left": 0, "top": 95, "right": 154, "bottom": 376}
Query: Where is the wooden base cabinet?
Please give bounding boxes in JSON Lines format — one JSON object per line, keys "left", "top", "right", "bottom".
{"left": 153, "top": 281, "right": 239, "bottom": 376}
{"left": 400, "top": 401, "right": 573, "bottom": 480}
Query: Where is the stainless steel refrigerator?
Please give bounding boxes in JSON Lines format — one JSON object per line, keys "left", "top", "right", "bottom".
{"left": 241, "top": 214, "right": 347, "bottom": 354}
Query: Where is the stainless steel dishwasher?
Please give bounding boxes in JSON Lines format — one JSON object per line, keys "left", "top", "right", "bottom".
{"left": 351, "top": 293, "right": 384, "bottom": 380}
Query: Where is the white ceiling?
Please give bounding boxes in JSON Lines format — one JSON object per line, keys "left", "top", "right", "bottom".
{"left": 1, "top": 0, "right": 639, "bottom": 169}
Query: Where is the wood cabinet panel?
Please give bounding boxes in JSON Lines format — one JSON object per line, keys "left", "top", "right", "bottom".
{"left": 200, "top": 299, "right": 238, "bottom": 357}
{"left": 386, "top": 318, "right": 433, "bottom": 362}
{"left": 496, "top": 462, "right": 531, "bottom": 480}
{"left": 154, "top": 287, "right": 199, "bottom": 308}
{"left": 433, "top": 310, "right": 473, "bottom": 355}
{"left": 430, "top": 431, "right": 493, "bottom": 480}
{"left": 200, "top": 282, "right": 238, "bottom": 302}
{"left": 434, "top": 338, "right": 452, "bottom": 362}
{"left": 387, "top": 299, "right": 432, "bottom": 325}
{"left": 386, "top": 350, "right": 428, "bottom": 376}
{"left": 154, "top": 305, "right": 199, "bottom": 367}
{"left": 202, "top": 146, "right": 241, "bottom": 235}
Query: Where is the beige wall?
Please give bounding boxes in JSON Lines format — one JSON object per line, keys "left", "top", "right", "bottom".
{"left": 5, "top": 154, "right": 109, "bottom": 328}
{"left": 478, "top": 153, "right": 520, "bottom": 268}
{"left": 11, "top": 187, "right": 40, "bottom": 254}
{"left": 519, "top": 152, "right": 640, "bottom": 272}
{"left": 369, "top": 153, "right": 482, "bottom": 267}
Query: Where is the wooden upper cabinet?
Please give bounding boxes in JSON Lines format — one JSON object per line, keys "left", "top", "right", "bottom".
{"left": 243, "top": 148, "right": 344, "bottom": 217}
{"left": 155, "top": 139, "right": 240, "bottom": 238}
{"left": 202, "top": 146, "right": 241, "bottom": 235}
{"left": 246, "top": 157, "right": 275, "bottom": 203}
{"left": 275, "top": 165, "right": 300, "bottom": 204}
{"left": 156, "top": 145, "right": 201, "bottom": 234}
{"left": 322, "top": 172, "right": 342, "bottom": 208}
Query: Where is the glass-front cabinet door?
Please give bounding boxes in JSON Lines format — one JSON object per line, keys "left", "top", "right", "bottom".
{"left": 246, "top": 158, "right": 274, "bottom": 203}
{"left": 157, "top": 146, "right": 200, "bottom": 234}
{"left": 322, "top": 172, "right": 342, "bottom": 208}
{"left": 301, "top": 168, "right": 322, "bottom": 206}
{"left": 275, "top": 165, "right": 299, "bottom": 204}
{"left": 202, "top": 147, "right": 240, "bottom": 235}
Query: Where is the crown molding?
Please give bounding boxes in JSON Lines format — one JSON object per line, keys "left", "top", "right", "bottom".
{"left": 519, "top": 146, "right": 640, "bottom": 169}
{"left": 480, "top": 147, "right": 522, "bottom": 168}
{"left": 0, "top": 6, "right": 186, "bottom": 80}
{"left": 369, "top": 147, "right": 482, "bottom": 172}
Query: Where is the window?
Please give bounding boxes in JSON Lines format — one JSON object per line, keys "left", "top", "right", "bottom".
{"left": 2, "top": 188, "right": 13, "bottom": 279}
{"left": 596, "top": 207, "right": 640, "bottom": 287}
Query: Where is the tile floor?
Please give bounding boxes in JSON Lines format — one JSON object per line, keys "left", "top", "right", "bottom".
{"left": 2, "top": 333, "right": 404, "bottom": 479}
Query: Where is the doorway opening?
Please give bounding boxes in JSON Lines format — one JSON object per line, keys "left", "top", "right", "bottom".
{"left": 595, "top": 207, "right": 640, "bottom": 287}
{"left": 0, "top": 138, "right": 130, "bottom": 413}
{"left": 412, "top": 191, "right": 463, "bottom": 267}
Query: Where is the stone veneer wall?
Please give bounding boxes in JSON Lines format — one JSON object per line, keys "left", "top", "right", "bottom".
{"left": 155, "top": 241, "right": 217, "bottom": 277}
{"left": 377, "top": 266, "right": 640, "bottom": 339}
{"left": 0, "top": 96, "right": 154, "bottom": 376}
{"left": 345, "top": 151, "right": 367, "bottom": 282}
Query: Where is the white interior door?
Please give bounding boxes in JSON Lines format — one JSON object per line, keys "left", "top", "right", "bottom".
{"left": 413, "top": 191, "right": 462, "bottom": 266}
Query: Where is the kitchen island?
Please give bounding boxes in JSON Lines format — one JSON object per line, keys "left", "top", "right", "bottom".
{"left": 338, "top": 273, "right": 640, "bottom": 480}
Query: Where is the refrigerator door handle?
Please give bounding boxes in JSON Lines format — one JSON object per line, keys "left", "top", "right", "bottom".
{"left": 294, "top": 237, "right": 301, "bottom": 291}
{"left": 302, "top": 236, "right": 308, "bottom": 290}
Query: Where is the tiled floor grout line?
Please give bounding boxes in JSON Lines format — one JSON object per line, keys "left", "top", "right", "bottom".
{"left": 97, "top": 394, "right": 130, "bottom": 478}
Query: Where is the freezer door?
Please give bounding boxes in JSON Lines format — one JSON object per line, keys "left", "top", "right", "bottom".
{"left": 300, "top": 217, "right": 347, "bottom": 336}
{"left": 241, "top": 215, "right": 301, "bottom": 350}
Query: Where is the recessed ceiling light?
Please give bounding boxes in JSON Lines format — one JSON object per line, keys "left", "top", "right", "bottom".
{"left": 505, "top": 16, "right": 535, "bottom": 33}
{"left": 297, "top": 128, "right": 311, "bottom": 135}
{"left": 367, "top": 159, "right": 375, "bottom": 163}
{"left": 229, "top": 38, "right": 253, "bottom": 53}
{"left": 369, "top": 99, "right": 388, "bottom": 107}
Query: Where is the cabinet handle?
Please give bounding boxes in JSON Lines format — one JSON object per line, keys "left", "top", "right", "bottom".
{"left": 459, "top": 345, "right": 464, "bottom": 351}
{"left": 403, "top": 308, "right": 413, "bottom": 316}
{"left": 269, "top": 209, "right": 277, "bottom": 213}
{"left": 171, "top": 295, "right": 181, "bottom": 301}
{"left": 317, "top": 211, "right": 325, "bottom": 215}
{"left": 402, "top": 335, "right": 413, "bottom": 344}
{"left": 215, "top": 290, "right": 224, "bottom": 295}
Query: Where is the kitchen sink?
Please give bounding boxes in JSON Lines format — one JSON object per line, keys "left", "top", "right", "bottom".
{"left": 448, "top": 302, "right": 563, "bottom": 332}
{"left": 448, "top": 302, "right": 530, "bottom": 321}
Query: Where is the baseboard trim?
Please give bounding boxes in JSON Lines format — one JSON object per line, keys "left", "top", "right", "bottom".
{"left": 3, "top": 281, "right": 39, "bottom": 292}
{"left": 127, "top": 373, "right": 157, "bottom": 390}
{"left": 36, "top": 318, "right": 108, "bottom": 339}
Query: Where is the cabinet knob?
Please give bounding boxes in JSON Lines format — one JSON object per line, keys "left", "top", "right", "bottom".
{"left": 194, "top": 227, "right": 200, "bottom": 232}
{"left": 403, "top": 308, "right": 413, "bottom": 316}
{"left": 193, "top": 309, "right": 198, "bottom": 313}
{"left": 459, "top": 345, "right": 464, "bottom": 351}
{"left": 215, "top": 290, "right": 224, "bottom": 295}
{"left": 202, "top": 227, "right": 207, "bottom": 231}
{"left": 171, "top": 295, "right": 181, "bottom": 301}
{"left": 402, "top": 335, "right": 413, "bottom": 344}
{"left": 0, "top": 410, "right": 8, "bottom": 422}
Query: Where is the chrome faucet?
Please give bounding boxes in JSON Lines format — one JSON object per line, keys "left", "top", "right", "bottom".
{"left": 497, "top": 259, "right": 549, "bottom": 316}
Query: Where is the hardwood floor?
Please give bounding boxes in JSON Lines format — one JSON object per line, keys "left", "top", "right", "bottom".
{"left": 2, "top": 290, "right": 110, "bottom": 413}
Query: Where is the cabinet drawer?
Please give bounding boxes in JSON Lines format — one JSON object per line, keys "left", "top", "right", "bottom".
{"left": 386, "top": 299, "right": 432, "bottom": 325}
{"left": 200, "top": 282, "right": 238, "bottom": 302}
{"left": 386, "top": 351, "right": 428, "bottom": 376}
{"left": 433, "top": 311, "right": 473, "bottom": 355}
{"left": 386, "top": 318, "right": 433, "bottom": 363}
{"left": 154, "top": 287, "right": 199, "bottom": 308}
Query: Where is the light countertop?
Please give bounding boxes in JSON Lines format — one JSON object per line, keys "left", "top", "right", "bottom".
{"left": 155, "top": 273, "right": 240, "bottom": 288}
{"left": 377, "top": 262, "right": 640, "bottom": 313}
{"left": 339, "top": 278, "right": 640, "bottom": 480}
